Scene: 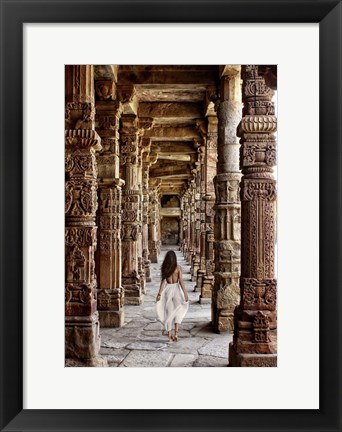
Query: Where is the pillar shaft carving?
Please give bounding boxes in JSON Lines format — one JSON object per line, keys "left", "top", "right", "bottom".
{"left": 191, "top": 163, "right": 202, "bottom": 283}
{"left": 200, "top": 115, "right": 218, "bottom": 303}
{"left": 64, "top": 65, "right": 104, "bottom": 363}
{"left": 195, "top": 146, "right": 207, "bottom": 290}
{"left": 229, "top": 65, "right": 277, "bottom": 367}
{"left": 95, "top": 95, "right": 125, "bottom": 327}
{"left": 148, "top": 179, "right": 161, "bottom": 263}
{"left": 142, "top": 148, "right": 152, "bottom": 281}
{"left": 120, "top": 115, "right": 143, "bottom": 305}
{"left": 212, "top": 68, "right": 242, "bottom": 333}
{"left": 180, "top": 192, "right": 190, "bottom": 260}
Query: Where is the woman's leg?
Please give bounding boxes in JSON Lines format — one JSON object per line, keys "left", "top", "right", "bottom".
{"left": 174, "top": 322, "right": 180, "bottom": 341}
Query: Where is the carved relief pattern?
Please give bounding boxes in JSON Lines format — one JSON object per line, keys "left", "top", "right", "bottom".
{"left": 230, "top": 65, "right": 277, "bottom": 365}
{"left": 65, "top": 179, "right": 98, "bottom": 216}
{"left": 242, "top": 180, "right": 276, "bottom": 202}
{"left": 240, "top": 141, "right": 276, "bottom": 168}
{"left": 65, "top": 102, "right": 95, "bottom": 130}
{"left": 241, "top": 278, "right": 277, "bottom": 310}
{"left": 65, "top": 111, "right": 100, "bottom": 317}
{"left": 253, "top": 311, "right": 271, "bottom": 343}
{"left": 95, "top": 81, "right": 115, "bottom": 101}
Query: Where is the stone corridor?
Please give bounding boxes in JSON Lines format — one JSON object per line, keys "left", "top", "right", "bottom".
{"left": 65, "top": 65, "right": 277, "bottom": 367}
{"left": 99, "top": 246, "right": 232, "bottom": 367}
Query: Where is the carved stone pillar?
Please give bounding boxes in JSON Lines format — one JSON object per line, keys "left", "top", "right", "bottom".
{"left": 120, "top": 115, "right": 143, "bottom": 305}
{"left": 136, "top": 119, "right": 153, "bottom": 292}
{"left": 188, "top": 181, "right": 196, "bottom": 268}
{"left": 95, "top": 94, "right": 125, "bottom": 327}
{"left": 148, "top": 179, "right": 161, "bottom": 263}
{"left": 200, "top": 115, "right": 218, "bottom": 303}
{"left": 229, "top": 65, "right": 277, "bottom": 367}
{"left": 195, "top": 147, "right": 206, "bottom": 291}
{"left": 142, "top": 140, "right": 152, "bottom": 282}
{"left": 180, "top": 192, "right": 188, "bottom": 258}
{"left": 191, "top": 164, "right": 202, "bottom": 282}
{"left": 212, "top": 66, "right": 242, "bottom": 333}
{"left": 65, "top": 65, "right": 104, "bottom": 363}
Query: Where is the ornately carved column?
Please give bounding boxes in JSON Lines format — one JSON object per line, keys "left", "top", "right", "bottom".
{"left": 148, "top": 178, "right": 161, "bottom": 263}
{"left": 65, "top": 65, "right": 104, "bottom": 364}
{"left": 95, "top": 94, "right": 125, "bottom": 327}
{"left": 195, "top": 147, "right": 206, "bottom": 291}
{"left": 142, "top": 140, "right": 153, "bottom": 282}
{"left": 200, "top": 115, "right": 218, "bottom": 303}
{"left": 212, "top": 66, "right": 242, "bottom": 333}
{"left": 120, "top": 115, "right": 143, "bottom": 305}
{"left": 180, "top": 191, "right": 189, "bottom": 258}
{"left": 191, "top": 163, "right": 202, "bottom": 282}
{"left": 229, "top": 65, "right": 277, "bottom": 367}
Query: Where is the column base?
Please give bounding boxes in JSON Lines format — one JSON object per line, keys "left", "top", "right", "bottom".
{"left": 201, "top": 275, "right": 214, "bottom": 300}
{"left": 99, "top": 309, "right": 124, "bottom": 328}
{"left": 65, "top": 356, "right": 108, "bottom": 367}
{"left": 199, "top": 296, "right": 211, "bottom": 304}
{"left": 149, "top": 251, "right": 158, "bottom": 263}
{"left": 140, "top": 275, "right": 146, "bottom": 294}
{"left": 213, "top": 311, "right": 234, "bottom": 333}
{"left": 229, "top": 342, "right": 277, "bottom": 367}
{"left": 123, "top": 289, "right": 144, "bottom": 305}
{"left": 65, "top": 312, "right": 101, "bottom": 360}
{"left": 122, "top": 281, "right": 143, "bottom": 305}
{"left": 195, "top": 269, "right": 205, "bottom": 292}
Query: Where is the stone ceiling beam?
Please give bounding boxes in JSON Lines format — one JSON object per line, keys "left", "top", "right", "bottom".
{"left": 158, "top": 154, "right": 191, "bottom": 161}
{"left": 152, "top": 141, "right": 196, "bottom": 154}
{"left": 144, "top": 126, "right": 201, "bottom": 140}
{"left": 138, "top": 102, "right": 203, "bottom": 119}
{"left": 118, "top": 69, "right": 217, "bottom": 86}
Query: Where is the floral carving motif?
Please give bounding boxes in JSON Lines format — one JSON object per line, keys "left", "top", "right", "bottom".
{"left": 253, "top": 311, "right": 271, "bottom": 343}
{"left": 65, "top": 179, "right": 98, "bottom": 216}
{"left": 65, "top": 283, "right": 92, "bottom": 305}
{"left": 242, "top": 180, "right": 276, "bottom": 201}
{"left": 241, "top": 278, "right": 277, "bottom": 310}
{"left": 65, "top": 227, "right": 96, "bottom": 246}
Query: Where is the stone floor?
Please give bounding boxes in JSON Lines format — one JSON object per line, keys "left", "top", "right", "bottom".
{"left": 99, "top": 246, "right": 233, "bottom": 367}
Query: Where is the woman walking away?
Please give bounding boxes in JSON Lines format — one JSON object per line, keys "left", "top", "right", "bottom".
{"left": 156, "top": 250, "right": 189, "bottom": 342}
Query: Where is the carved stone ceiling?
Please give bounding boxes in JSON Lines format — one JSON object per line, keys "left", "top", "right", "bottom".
{"left": 116, "top": 65, "right": 219, "bottom": 196}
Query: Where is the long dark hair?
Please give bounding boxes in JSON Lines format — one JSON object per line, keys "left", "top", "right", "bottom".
{"left": 161, "top": 250, "right": 177, "bottom": 280}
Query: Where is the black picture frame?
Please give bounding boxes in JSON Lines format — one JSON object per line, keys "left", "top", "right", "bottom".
{"left": 1, "top": 1, "right": 341, "bottom": 431}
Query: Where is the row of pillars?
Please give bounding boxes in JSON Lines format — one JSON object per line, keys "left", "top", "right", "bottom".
{"left": 65, "top": 64, "right": 277, "bottom": 367}
{"left": 64, "top": 65, "right": 163, "bottom": 362}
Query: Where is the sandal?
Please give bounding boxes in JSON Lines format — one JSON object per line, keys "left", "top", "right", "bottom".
{"left": 173, "top": 331, "right": 179, "bottom": 342}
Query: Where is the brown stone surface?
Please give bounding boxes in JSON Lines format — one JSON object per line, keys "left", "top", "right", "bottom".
{"left": 229, "top": 65, "right": 277, "bottom": 366}
{"left": 65, "top": 64, "right": 277, "bottom": 366}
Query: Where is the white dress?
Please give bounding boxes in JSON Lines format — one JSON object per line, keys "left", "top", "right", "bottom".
{"left": 156, "top": 282, "right": 189, "bottom": 332}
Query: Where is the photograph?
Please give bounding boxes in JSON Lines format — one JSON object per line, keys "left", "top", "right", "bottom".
{"left": 65, "top": 64, "right": 278, "bottom": 367}
{"left": 1, "top": 0, "right": 341, "bottom": 429}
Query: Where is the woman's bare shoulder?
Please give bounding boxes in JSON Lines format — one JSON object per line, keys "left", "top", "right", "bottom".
{"left": 177, "top": 265, "right": 183, "bottom": 273}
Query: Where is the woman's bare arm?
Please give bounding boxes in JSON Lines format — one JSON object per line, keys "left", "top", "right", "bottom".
{"left": 156, "top": 279, "right": 166, "bottom": 301}
{"left": 178, "top": 266, "right": 189, "bottom": 301}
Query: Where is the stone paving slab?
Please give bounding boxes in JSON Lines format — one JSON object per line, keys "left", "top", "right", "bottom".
{"left": 120, "top": 350, "right": 172, "bottom": 367}
{"left": 101, "top": 340, "right": 129, "bottom": 349}
{"left": 164, "top": 336, "right": 208, "bottom": 354}
{"left": 198, "top": 336, "right": 233, "bottom": 358}
{"left": 170, "top": 353, "right": 197, "bottom": 367}
{"left": 193, "top": 355, "right": 229, "bottom": 367}
{"left": 99, "top": 348, "right": 130, "bottom": 364}
{"left": 126, "top": 341, "right": 168, "bottom": 351}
